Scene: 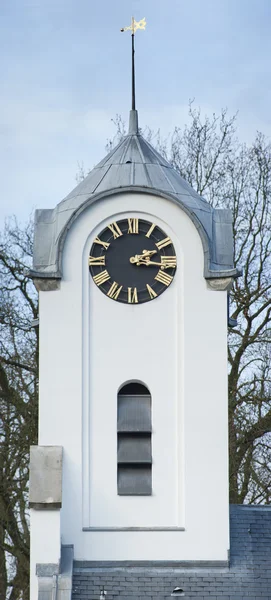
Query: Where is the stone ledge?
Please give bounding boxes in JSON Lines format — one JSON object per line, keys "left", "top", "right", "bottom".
{"left": 73, "top": 560, "right": 229, "bottom": 570}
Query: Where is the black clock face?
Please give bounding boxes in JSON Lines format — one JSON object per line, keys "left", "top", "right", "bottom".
{"left": 89, "top": 218, "right": 177, "bottom": 304}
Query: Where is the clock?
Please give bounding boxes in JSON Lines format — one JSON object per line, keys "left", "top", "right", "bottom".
{"left": 89, "top": 218, "right": 177, "bottom": 304}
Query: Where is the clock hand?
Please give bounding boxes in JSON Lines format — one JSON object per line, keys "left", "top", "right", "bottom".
{"left": 130, "top": 256, "right": 165, "bottom": 268}
{"left": 130, "top": 254, "right": 142, "bottom": 265}
{"left": 129, "top": 249, "right": 157, "bottom": 265}
{"left": 136, "top": 259, "right": 172, "bottom": 269}
{"left": 141, "top": 249, "right": 157, "bottom": 256}
{"left": 143, "top": 258, "right": 176, "bottom": 269}
{"left": 130, "top": 253, "right": 175, "bottom": 269}
{"left": 140, "top": 260, "right": 165, "bottom": 267}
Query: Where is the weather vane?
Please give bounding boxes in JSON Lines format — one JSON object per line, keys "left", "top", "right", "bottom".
{"left": 121, "top": 17, "right": 146, "bottom": 111}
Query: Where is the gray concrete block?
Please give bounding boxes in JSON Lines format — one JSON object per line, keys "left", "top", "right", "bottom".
{"left": 36, "top": 563, "right": 59, "bottom": 577}
{"left": 29, "top": 445, "right": 63, "bottom": 508}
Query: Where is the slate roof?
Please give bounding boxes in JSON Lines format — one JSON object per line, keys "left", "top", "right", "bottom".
{"left": 72, "top": 505, "right": 271, "bottom": 600}
{"left": 30, "top": 110, "right": 238, "bottom": 282}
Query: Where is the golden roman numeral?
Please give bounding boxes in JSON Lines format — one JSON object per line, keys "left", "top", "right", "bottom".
{"left": 107, "top": 281, "right": 123, "bottom": 300}
{"left": 128, "top": 287, "right": 138, "bottom": 303}
{"left": 146, "top": 284, "right": 157, "bottom": 299}
{"left": 161, "top": 255, "right": 177, "bottom": 269}
{"left": 93, "top": 270, "right": 110, "bottom": 286}
{"left": 88, "top": 255, "right": 105, "bottom": 266}
{"left": 108, "top": 222, "right": 123, "bottom": 239}
{"left": 127, "top": 218, "right": 139, "bottom": 234}
{"left": 94, "top": 236, "right": 110, "bottom": 250}
{"left": 156, "top": 237, "right": 172, "bottom": 250}
{"left": 145, "top": 223, "right": 156, "bottom": 238}
{"left": 155, "top": 270, "right": 173, "bottom": 287}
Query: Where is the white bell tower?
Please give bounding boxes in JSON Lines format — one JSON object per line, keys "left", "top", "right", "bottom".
{"left": 29, "top": 28, "right": 238, "bottom": 595}
{"left": 29, "top": 107, "right": 237, "bottom": 598}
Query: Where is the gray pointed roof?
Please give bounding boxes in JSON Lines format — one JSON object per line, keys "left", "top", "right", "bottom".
{"left": 30, "top": 110, "right": 238, "bottom": 282}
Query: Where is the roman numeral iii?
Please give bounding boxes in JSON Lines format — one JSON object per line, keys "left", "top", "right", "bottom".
{"left": 88, "top": 255, "right": 105, "bottom": 266}
{"left": 108, "top": 222, "right": 123, "bottom": 239}
{"left": 93, "top": 270, "right": 111, "bottom": 286}
{"left": 161, "top": 255, "right": 177, "bottom": 269}
{"left": 127, "top": 218, "right": 139, "bottom": 234}
{"left": 127, "top": 287, "right": 138, "bottom": 303}
{"left": 107, "top": 282, "right": 123, "bottom": 300}
{"left": 155, "top": 270, "right": 173, "bottom": 286}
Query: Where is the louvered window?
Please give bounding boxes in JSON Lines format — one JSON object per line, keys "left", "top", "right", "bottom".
{"left": 117, "top": 382, "right": 152, "bottom": 495}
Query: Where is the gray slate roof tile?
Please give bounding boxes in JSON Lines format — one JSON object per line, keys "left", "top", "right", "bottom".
{"left": 72, "top": 505, "right": 271, "bottom": 600}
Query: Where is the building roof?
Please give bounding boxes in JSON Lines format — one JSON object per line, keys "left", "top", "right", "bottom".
{"left": 72, "top": 505, "right": 271, "bottom": 600}
{"left": 30, "top": 110, "right": 238, "bottom": 282}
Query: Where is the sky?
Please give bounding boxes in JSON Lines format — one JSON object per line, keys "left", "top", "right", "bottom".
{"left": 1, "top": 0, "right": 271, "bottom": 225}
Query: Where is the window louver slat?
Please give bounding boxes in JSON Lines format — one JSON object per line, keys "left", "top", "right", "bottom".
{"left": 117, "top": 435, "right": 152, "bottom": 464}
{"left": 117, "top": 395, "right": 151, "bottom": 431}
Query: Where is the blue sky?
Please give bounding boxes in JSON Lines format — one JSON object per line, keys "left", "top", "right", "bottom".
{"left": 1, "top": 0, "right": 271, "bottom": 224}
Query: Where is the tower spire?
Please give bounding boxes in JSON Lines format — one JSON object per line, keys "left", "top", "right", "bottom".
{"left": 131, "top": 18, "right": 136, "bottom": 111}
{"left": 121, "top": 17, "right": 146, "bottom": 134}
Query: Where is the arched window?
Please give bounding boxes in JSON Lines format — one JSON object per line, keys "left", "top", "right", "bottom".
{"left": 117, "top": 382, "right": 152, "bottom": 495}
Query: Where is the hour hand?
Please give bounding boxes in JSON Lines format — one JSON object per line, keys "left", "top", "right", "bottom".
{"left": 130, "top": 254, "right": 142, "bottom": 265}
{"left": 130, "top": 249, "right": 157, "bottom": 265}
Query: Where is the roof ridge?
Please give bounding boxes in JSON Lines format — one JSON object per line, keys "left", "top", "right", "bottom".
{"left": 140, "top": 135, "right": 171, "bottom": 167}
{"left": 95, "top": 135, "right": 130, "bottom": 168}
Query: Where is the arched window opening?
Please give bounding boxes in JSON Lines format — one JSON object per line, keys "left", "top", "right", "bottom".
{"left": 117, "top": 382, "right": 152, "bottom": 495}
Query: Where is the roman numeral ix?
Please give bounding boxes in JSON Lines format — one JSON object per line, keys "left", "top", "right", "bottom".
{"left": 89, "top": 255, "right": 106, "bottom": 266}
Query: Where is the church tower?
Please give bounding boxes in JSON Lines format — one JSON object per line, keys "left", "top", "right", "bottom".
{"left": 29, "top": 24, "right": 238, "bottom": 600}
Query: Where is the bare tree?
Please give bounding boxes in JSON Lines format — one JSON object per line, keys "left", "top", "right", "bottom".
{"left": 163, "top": 107, "right": 271, "bottom": 504}
{"left": 0, "top": 217, "right": 38, "bottom": 599}
{"left": 227, "top": 134, "right": 271, "bottom": 503}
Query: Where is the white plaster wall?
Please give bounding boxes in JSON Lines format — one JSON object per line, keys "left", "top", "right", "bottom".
{"left": 37, "top": 191, "right": 229, "bottom": 561}
{"left": 30, "top": 509, "right": 60, "bottom": 600}
{"left": 85, "top": 211, "right": 180, "bottom": 529}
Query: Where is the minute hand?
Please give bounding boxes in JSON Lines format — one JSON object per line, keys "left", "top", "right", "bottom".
{"left": 142, "top": 259, "right": 175, "bottom": 269}
{"left": 144, "top": 260, "right": 164, "bottom": 266}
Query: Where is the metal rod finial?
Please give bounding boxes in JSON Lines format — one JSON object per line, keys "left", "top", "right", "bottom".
{"left": 120, "top": 17, "right": 146, "bottom": 113}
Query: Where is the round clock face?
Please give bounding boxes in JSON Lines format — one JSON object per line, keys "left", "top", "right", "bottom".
{"left": 89, "top": 218, "right": 177, "bottom": 304}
